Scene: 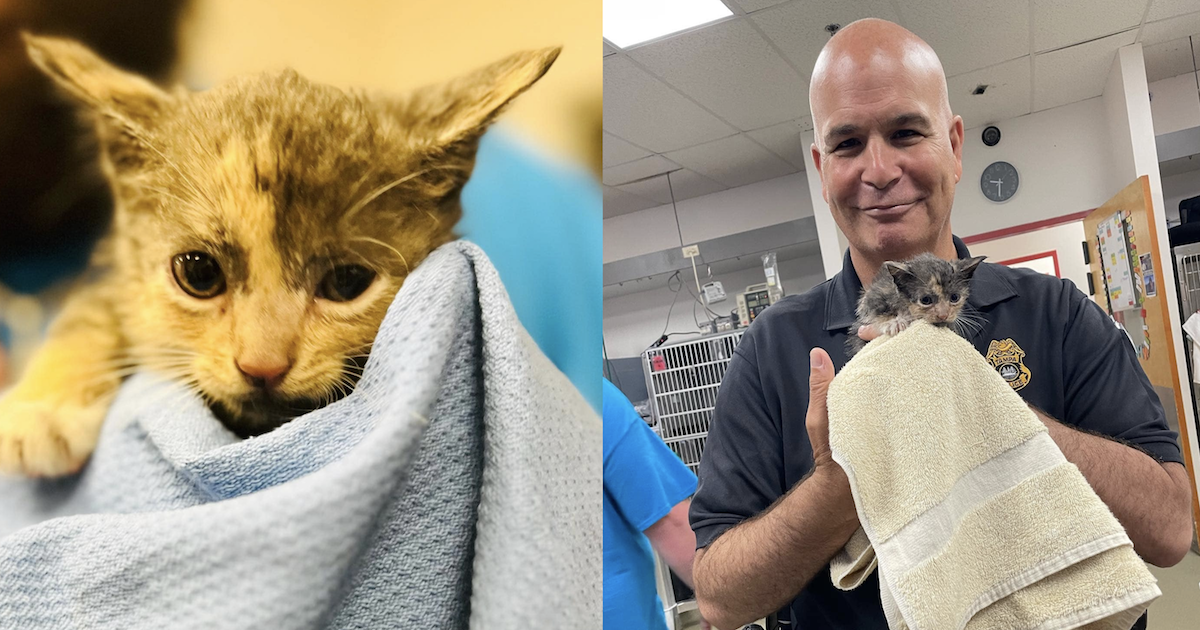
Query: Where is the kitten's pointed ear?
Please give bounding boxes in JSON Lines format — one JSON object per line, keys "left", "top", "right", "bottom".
{"left": 413, "top": 46, "right": 561, "bottom": 149}
{"left": 23, "top": 33, "right": 169, "bottom": 129}
{"left": 883, "top": 261, "right": 911, "bottom": 280}
{"left": 960, "top": 256, "right": 987, "bottom": 277}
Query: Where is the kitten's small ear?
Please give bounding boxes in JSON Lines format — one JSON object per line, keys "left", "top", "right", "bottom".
{"left": 410, "top": 46, "right": 561, "bottom": 149}
{"left": 884, "top": 261, "right": 911, "bottom": 280}
{"left": 25, "top": 33, "right": 172, "bottom": 173}
{"left": 960, "top": 256, "right": 987, "bottom": 276}
{"left": 24, "top": 33, "right": 169, "bottom": 127}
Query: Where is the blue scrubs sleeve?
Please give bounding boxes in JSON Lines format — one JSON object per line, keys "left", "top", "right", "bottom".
{"left": 604, "top": 380, "right": 696, "bottom": 531}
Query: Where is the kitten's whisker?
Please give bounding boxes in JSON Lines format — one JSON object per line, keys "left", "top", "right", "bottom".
{"left": 135, "top": 184, "right": 204, "bottom": 213}
{"left": 349, "top": 236, "right": 410, "bottom": 275}
{"left": 347, "top": 170, "right": 377, "bottom": 208}
{"left": 181, "top": 125, "right": 224, "bottom": 175}
{"left": 122, "top": 126, "right": 217, "bottom": 211}
{"left": 341, "top": 169, "right": 434, "bottom": 225}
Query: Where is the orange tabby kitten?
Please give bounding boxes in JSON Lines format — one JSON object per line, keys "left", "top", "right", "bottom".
{"left": 0, "top": 34, "right": 558, "bottom": 476}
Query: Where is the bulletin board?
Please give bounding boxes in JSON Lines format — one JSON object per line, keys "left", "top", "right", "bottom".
{"left": 1083, "top": 176, "right": 1200, "bottom": 535}
{"left": 1095, "top": 211, "right": 1140, "bottom": 312}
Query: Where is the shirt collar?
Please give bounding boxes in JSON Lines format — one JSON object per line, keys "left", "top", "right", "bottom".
{"left": 822, "top": 235, "right": 1019, "bottom": 332}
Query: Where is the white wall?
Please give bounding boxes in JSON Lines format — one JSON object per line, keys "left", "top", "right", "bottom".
{"left": 956, "top": 97, "right": 1118, "bottom": 238}
{"left": 965, "top": 221, "right": 1089, "bottom": 292}
{"left": 603, "top": 258, "right": 825, "bottom": 358}
{"left": 602, "top": 173, "right": 812, "bottom": 263}
{"left": 1150, "top": 71, "right": 1200, "bottom": 137}
{"left": 1163, "top": 170, "right": 1200, "bottom": 224}
{"left": 1106, "top": 53, "right": 1139, "bottom": 188}
{"left": 801, "top": 129, "right": 851, "bottom": 279}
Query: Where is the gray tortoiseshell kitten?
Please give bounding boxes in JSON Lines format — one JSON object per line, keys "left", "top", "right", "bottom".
{"left": 0, "top": 33, "right": 559, "bottom": 476}
{"left": 846, "top": 253, "right": 986, "bottom": 357}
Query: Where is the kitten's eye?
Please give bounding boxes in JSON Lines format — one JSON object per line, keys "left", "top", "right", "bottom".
{"left": 172, "top": 252, "right": 226, "bottom": 298}
{"left": 317, "top": 265, "right": 377, "bottom": 302}
{"left": 919, "top": 295, "right": 935, "bottom": 306}
{"left": 950, "top": 293, "right": 961, "bottom": 302}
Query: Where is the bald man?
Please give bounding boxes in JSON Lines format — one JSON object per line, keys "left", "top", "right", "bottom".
{"left": 689, "top": 18, "right": 1193, "bottom": 629}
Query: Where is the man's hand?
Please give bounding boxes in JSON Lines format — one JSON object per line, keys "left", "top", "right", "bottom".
{"left": 805, "top": 347, "right": 839, "bottom": 471}
{"left": 693, "top": 347, "right": 860, "bottom": 629}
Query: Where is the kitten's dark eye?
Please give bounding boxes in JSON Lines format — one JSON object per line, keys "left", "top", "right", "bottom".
{"left": 317, "top": 265, "right": 377, "bottom": 302}
{"left": 172, "top": 252, "right": 226, "bottom": 298}
{"left": 950, "top": 293, "right": 961, "bottom": 302}
{"left": 919, "top": 295, "right": 935, "bottom": 306}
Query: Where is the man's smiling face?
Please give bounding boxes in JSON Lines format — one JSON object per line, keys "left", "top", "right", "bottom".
{"left": 809, "top": 22, "right": 963, "bottom": 266}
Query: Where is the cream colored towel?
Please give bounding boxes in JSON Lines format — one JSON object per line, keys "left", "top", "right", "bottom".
{"left": 827, "top": 320, "right": 1159, "bottom": 630}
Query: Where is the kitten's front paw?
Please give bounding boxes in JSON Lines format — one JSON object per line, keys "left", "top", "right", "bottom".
{"left": 877, "top": 319, "right": 915, "bottom": 338}
{"left": 0, "top": 397, "right": 105, "bottom": 477}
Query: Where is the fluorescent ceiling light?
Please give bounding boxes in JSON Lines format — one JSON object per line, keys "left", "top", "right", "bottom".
{"left": 604, "top": 0, "right": 733, "bottom": 49}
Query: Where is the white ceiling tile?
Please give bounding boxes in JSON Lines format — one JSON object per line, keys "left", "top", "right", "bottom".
{"left": 604, "top": 41, "right": 617, "bottom": 56}
{"left": 603, "top": 132, "right": 653, "bottom": 167}
{"left": 1140, "top": 12, "right": 1200, "bottom": 45}
{"left": 947, "top": 57, "right": 1033, "bottom": 128}
{"left": 603, "top": 186, "right": 658, "bottom": 218}
{"left": 667, "top": 169, "right": 730, "bottom": 200}
{"left": 1033, "top": 0, "right": 1145, "bottom": 53}
{"left": 628, "top": 19, "right": 808, "bottom": 131}
{"left": 1143, "top": 37, "right": 1199, "bottom": 82}
{"left": 664, "top": 134, "right": 798, "bottom": 188}
{"left": 603, "top": 55, "right": 737, "bottom": 153}
{"left": 753, "top": 0, "right": 901, "bottom": 78}
{"left": 1033, "top": 30, "right": 1138, "bottom": 111}
{"left": 616, "top": 169, "right": 729, "bottom": 204}
{"left": 602, "top": 155, "right": 680, "bottom": 186}
{"left": 1148, "top": 0, "right": 1200, "bottom": 22}
{"left": 616, "top": 176, "right": 674, "bottom": 205}
{"left": 746, "top": 117, "right": 813, "bottom": 169}
{"left": 731, "top": 0, "right": 791, "bottom": 12}
{"left": 899, "top": 0, "right": 1031, "bottom": 76}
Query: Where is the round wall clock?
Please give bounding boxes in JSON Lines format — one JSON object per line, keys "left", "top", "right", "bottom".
{"left": 980, "top": 161, "right": 1019, "bottom": 203}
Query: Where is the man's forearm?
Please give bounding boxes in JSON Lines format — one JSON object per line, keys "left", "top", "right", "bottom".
{"left": 1038, "top": 412, "right": 1194, "bottom": 566}
{"left": 694, "top": 467, "right": 859, "bottom": 629}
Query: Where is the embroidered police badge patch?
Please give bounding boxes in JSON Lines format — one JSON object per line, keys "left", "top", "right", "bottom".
{"left": 986, "top": 338, "right": 1031, "bottom": 391}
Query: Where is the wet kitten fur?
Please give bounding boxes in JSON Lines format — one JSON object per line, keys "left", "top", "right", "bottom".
{"left": 0, "top": 34, "right": 559, "bottom": 475}
{"left": 846, "top": 253, "right": 986, "bottom": 357}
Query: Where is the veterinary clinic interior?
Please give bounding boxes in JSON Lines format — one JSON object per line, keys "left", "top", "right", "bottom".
{"left": 602, "top": 1, "right": 1200, "bottom": 629}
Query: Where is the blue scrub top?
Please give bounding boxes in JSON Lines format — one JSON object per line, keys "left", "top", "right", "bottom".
{"left": 461, "top": 130, "right": 601, "bottom": 412}
{"left": 603, "top": 379, "right": 697, "bottom": 630}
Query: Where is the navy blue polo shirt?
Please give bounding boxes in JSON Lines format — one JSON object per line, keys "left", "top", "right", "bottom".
{"left": 690, "top": 236, "right": 1182, "bottom": 627}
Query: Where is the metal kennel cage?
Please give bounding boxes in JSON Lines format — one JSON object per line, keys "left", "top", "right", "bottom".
{"left": 641, "top": 330, "right": 745, "bottom": 475}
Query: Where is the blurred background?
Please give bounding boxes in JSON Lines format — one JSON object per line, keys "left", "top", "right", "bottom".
{"left": 0, "top": 0, "right": 601, "bottom": 408}
{"left": 180, "top": 0, "right": 600, "bottom": 170}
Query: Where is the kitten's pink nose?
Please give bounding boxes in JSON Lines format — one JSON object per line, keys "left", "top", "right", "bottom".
{"left": 236, "top": 359, "right": 291, "bottom": 390}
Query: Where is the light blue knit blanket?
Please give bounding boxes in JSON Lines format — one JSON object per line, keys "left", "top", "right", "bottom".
{"left": 0, "top": 241, "right": 601, "bottom": 629}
